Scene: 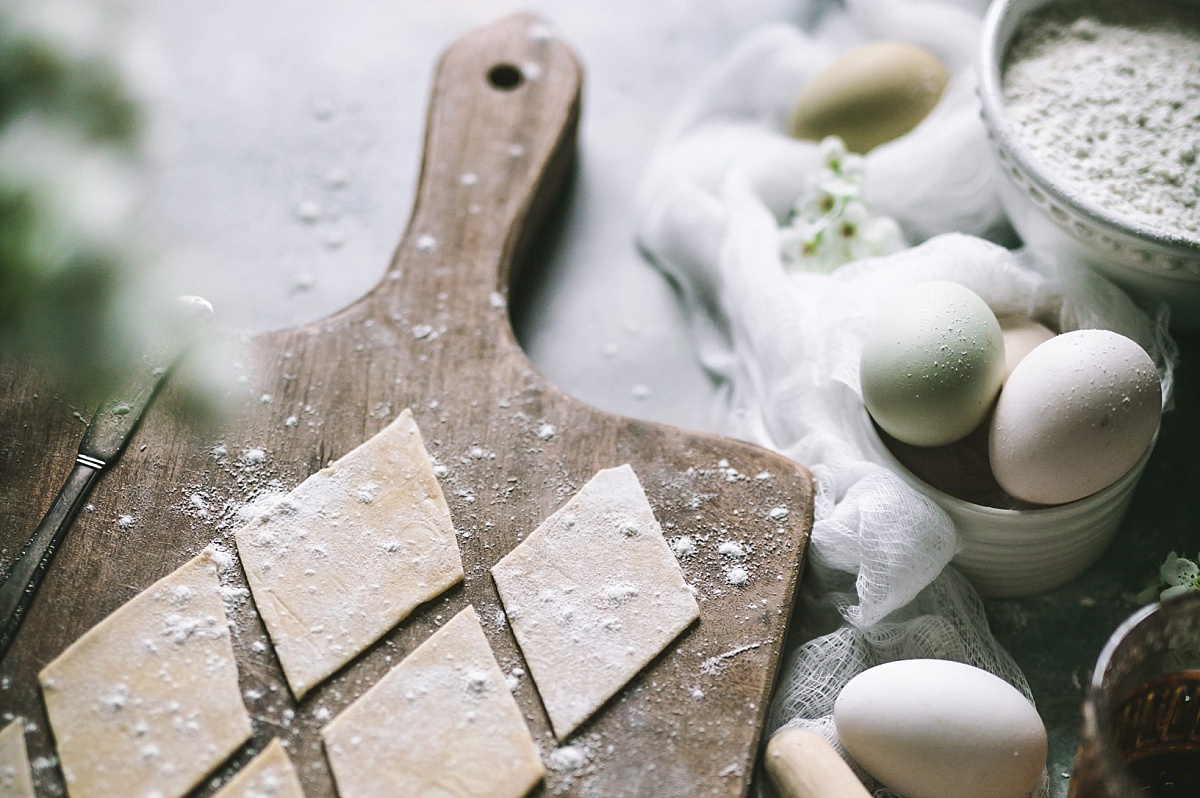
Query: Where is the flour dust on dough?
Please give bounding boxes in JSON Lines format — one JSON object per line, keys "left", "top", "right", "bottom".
{"left": 322, "top": 605, "right": 544, "bottom": 798}
{"left": 38, "top": 550, "right": 252, "bottom": 798}
{"left": 491, "top": 463, "right": 700, "bottom": 740}
{"left": 211, "top": 739, "right": 303, "bottom": 798}
{"left": 0, "top": 718, "right": 35, "bottom": 798}
{"left": 235, "top": 408, "right": 465, "bottom": 699}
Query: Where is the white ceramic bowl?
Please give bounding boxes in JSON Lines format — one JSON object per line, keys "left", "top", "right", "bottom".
{"left": 978, "top": 0, "right": 1200, "bottom": 329}
{"left": 856, "top": 405, "right": 1158, "bottom": 598}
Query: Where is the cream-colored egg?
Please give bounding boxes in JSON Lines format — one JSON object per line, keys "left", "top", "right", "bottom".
{"left": 860, "top": 281, "right": 1006, "bottom": 447}
{"left": 834, "top": 660, "right": 1047, "bottom": 798}
{"left": 790, "top": 41, "right": 949, "bottom": 153}
{"left": 989, "top": 329, "right": 1161, "bottom": 505}
{"left": 998, "top": 315, "right": 1056, "bottom": 378}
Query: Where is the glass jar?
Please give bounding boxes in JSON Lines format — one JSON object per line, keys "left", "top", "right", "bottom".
{"left": 1069, "top": 591, "right": 1200, "bottom": 797}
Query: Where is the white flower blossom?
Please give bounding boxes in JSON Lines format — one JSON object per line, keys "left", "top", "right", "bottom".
{"left": 781, "top": 136, "right": 905, "bottom": 273}
{"left": 1160, "top": 553, "right": 1200, "bottom": 600}
{"left": 1133, "top": 551, "right": 1200, "bottom": 603}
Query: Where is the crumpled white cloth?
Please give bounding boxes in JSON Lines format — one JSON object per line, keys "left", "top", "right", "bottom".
{"left": 633, "top": 1, "right": 1175, "bottom": 795}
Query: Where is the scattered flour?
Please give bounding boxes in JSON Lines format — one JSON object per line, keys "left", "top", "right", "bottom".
{"left": 204, "top": 544, "right": 236, "bottom": 573}
{"left": 700, "top": 642, "right": 763, "bottom": 676}
{"left": 29, "top": 756, "right": 57, "bottom": 773}
{"left": 325, "top": 167, "right": 348, "bottom": 188}
{"left": 188, "top": 494, "right": 209, "bottom": 517}
{"left": 672, "top": 536, "right": 696, "bottom": 558}
{"left": 1003, "top": 0, "right": 1200, "bottom": 237}
{"left": 547, "top": 745, "right": 588, "bottom": 773}
{"left": 297, "top": 201, "right": 321, "bottom": 223}
{"left": 601, "top": 580, "right": 639, "bottom": 604}
{"left": 234, "top": 491, "right": 288, "bottom": 526}
{"left": 717, "top": 541, "right": 745, "bottom": 559}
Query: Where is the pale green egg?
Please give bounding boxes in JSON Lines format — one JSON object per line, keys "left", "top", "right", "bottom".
{"left": 860, "top": 281, "right": 1006, "bottom": 447}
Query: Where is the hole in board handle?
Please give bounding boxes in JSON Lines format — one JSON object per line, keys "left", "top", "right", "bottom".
{"left": 488, "top": 63, "right": 524, "bottom": 91}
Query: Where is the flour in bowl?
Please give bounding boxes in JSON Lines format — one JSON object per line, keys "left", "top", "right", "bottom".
{"left": 1002, "top": 0, "right": 1200, "bottom": 238}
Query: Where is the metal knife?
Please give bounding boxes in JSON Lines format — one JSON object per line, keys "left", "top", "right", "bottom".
{"left": 0, "top": 298, "right": 209, "bottom": 659}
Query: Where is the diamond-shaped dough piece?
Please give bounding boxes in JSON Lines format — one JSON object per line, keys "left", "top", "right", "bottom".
{"left": 491, "top": 464, "right": 700, "bottom": 740}
{"left": 212, "top": 739, "right": 303, "bottom": 798}
{"left": 0, "top": 718, "right": 35, "bottom": 798}
{"left": 322, "top": 606, "right": 544, "bottom": 798}
{"left": 38, "top": 551, "right": 252, "bottom": 798}
{"left": 236, "top": 408, "right": 464, "bottom": 699}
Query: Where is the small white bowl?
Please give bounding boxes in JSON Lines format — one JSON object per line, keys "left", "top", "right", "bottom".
{"left": 857, "top": 404, "right": 1157, "bottom": 598}
{"left": 978, "top": 0, "right": 1200, "bottom": 329}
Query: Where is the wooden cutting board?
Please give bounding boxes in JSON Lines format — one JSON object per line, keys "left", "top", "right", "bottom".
{"left": 0, "top": 13, "right": 813, "bottom": 798}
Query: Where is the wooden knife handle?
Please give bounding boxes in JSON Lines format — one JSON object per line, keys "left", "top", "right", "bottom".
{"left": 765, "top": 728, "right": 873, "bottom": 798}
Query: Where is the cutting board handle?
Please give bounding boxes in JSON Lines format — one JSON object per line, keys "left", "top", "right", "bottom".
{"left": 352, "top": 12, "right": 582, "bottom": 345}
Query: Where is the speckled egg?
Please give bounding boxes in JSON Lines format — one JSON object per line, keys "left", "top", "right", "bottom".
{"left": 834, "top": 660, "right": 1047, "bottom": 798}
{"left": 860, "top": 281, "right": 1006, "bottom": 447}
{"left": 989, "top": 329, "right": 1161, "bottom": 505}
{"left": 790, "top": 41, "right": 949, "bottom": 153}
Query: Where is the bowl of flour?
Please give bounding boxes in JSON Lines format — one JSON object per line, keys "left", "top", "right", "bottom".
{"left": 979, "top": 0, "right": 1200, "bottom": 328}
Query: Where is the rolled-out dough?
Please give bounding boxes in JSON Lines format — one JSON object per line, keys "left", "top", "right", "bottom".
{"left": 0, "top": 718, "right": 35, "bottom": 798}
{"left": 490, "top": 463, "right": 700, "bottom": 740}
{"left": 38, "top": 550, "right": 252, "bottom": 798}
{"left": 212, "top": 739, "right": 303, "bottom": 798}
{"left": 235, "top": 408, "right": 464, "bottom": 699}
{"left": 322, "top": 605, "right": 544, "bottom": 798}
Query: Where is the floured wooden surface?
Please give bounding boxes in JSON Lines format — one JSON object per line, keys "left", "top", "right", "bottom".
{"left": 0, "top": 14, "right": 814, "bottom": 798}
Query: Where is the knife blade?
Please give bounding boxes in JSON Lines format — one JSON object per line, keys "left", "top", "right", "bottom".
{"left": 0, "top": 297, "right": 210, "bottom": 659}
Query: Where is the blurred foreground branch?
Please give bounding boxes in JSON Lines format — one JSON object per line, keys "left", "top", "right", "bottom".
{"left": 0, "top": 1, "right": 161, "bottom": 401}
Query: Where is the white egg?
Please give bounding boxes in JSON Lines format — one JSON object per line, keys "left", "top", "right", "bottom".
{"left": 989, "top": 329, "right": 1161, "bottom": 505}
{"left": 997, "top": 315, "right": 1056, "bottom": 378}
{"left": 860, "top": 281, "right": 1006, "bottom": 446}
{"left": 834, "top": 659, "right": 1047, "bottom": 798}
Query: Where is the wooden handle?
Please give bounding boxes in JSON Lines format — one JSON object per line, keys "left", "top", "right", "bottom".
{"left": 765, "top": 728, "right": 873, "bottom": 798}
{"left": 353, "top": 12, "right": 582, "bottom": 345}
